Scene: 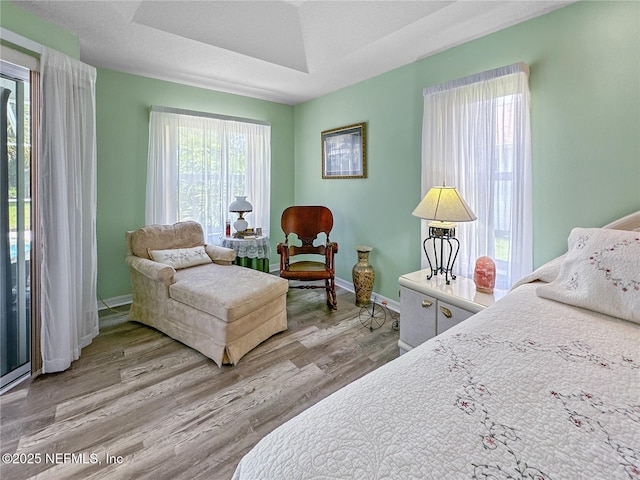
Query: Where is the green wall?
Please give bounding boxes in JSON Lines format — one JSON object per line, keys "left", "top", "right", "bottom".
{"left": 1, "top": 3, "right": 295, "bottom": 300}
{"left": 293, "top": 0, "right": 640, "bottom": 300}
{"left": 3, "top": 1, "right": 639, "bottom": 303}
{"left": 95, "top": 69, "right": 295, "bottom": 299}
{"left": 0, "top": 1, "right": 79, "bottom": 58}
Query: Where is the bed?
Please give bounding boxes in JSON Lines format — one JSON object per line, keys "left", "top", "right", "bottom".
{"left": 232, "top": 212, "right": 640, "bottom": 480}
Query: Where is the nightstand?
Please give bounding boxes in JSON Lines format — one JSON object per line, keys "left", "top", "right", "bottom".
{"left": 398, "top": 269, "right": 507, "bottom": 354}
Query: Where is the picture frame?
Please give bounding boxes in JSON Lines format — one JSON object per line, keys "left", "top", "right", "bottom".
{"left": 321, "top": 122, "right": 366, "bottom": 179}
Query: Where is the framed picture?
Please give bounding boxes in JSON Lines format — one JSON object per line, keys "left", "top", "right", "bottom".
{"left": 321, "top": 122, "right": 366, "bottom": 179}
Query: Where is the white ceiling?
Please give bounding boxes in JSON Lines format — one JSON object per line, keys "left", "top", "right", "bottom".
{"left": 11, "top": 0, "right": 573, "bottom": 105}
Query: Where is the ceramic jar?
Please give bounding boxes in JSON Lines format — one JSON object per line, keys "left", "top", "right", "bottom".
{"left": 352, "top": 245, "right": 375, "bottom": 307}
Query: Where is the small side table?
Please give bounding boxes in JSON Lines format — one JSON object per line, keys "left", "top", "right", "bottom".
{"left": 221, "top": 235, "right": 270, "bottom": 273}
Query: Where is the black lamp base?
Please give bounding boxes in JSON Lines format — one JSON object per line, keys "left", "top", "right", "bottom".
{"left": 422, "top": 224, "right": 460, "bottom": 285}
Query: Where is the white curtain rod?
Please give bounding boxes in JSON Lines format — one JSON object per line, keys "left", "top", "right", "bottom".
{"left": 424, "top": 62, "right": 529, "bottom": 96}
{"left": 0, "top": 28, "right": 43, "bottom": 55}
{"left": 150, "top": 105, "right": 271, "bottom": 127}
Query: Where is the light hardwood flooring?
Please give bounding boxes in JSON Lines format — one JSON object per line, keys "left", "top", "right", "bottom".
{"left": 0, "top": 287, "right": 400, "bottom": 480}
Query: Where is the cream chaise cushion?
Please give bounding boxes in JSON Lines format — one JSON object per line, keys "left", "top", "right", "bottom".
{"left": 170, "top": 263, "right": 288, "bottom": 323}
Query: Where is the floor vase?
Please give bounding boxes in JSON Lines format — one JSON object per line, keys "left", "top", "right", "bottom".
{"left": 352, "top": 246, "right": 375, "bottom": 307}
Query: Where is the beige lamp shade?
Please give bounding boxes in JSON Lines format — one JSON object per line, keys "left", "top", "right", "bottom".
{"left": 412, "top": 186, "right": 477, "bottom": 227}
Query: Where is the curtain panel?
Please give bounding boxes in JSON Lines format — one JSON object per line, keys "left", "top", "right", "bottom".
{"left": 39, "top": 47, "right": 98, "bottom": 373}
{"left": 421, "top": 62, "right": 532, "bottom": 289}
{"left": 146, "top": 108, "right": 271, "bottom": 243}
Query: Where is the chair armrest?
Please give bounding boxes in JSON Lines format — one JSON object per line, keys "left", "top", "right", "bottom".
{"left": 325, "top": 241, "right": 338, "bottom": 270}
{"left": 205, "top": 244, "right": 236, "bottom": 265}
{"left": 126, "top": 255, "right": 175, "bottom": 285}
{"left": 277, "top": 242, "right": 289, "bottom": 270}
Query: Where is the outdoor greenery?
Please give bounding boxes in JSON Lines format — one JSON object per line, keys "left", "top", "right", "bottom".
{"left": 495, "top": 237, "right": 509, "bottom": 262}
{"left": 177, "top": 126, "right": 247, "bottom": 236}
{"left": 3, "top": 78, "right": 31, "bottom": 233}
{"left": 9, "top": 201, "right": 31, "bottom": 231}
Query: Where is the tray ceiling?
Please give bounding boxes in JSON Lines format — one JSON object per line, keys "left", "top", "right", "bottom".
{"left": 9, "top": 1, "right": 573, "bottom": 105}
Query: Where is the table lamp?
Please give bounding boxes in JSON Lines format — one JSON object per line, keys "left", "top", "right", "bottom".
{"left": 412, "top": 185, "right": 476, "bottom": 284}
{"left": 229, "top": 195, "right": 253, "bottom": 235}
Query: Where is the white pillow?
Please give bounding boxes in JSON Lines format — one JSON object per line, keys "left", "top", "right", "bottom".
{"left": 148, "top": 245, "right": 212, "bottom": 269}
{"left": 536, "top": 227, "right": 640, "bottom": 324}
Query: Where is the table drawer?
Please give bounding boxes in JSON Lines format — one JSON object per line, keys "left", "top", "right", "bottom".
{"left": 436, "top": 300, "right": 474, "bottom": 334}
{"left": 399, "top": 286, "right": 437, "bottom": 349}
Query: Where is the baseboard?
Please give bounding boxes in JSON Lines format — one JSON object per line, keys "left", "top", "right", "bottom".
{"left": 270, "top": 266, "right": 400, "bottom": 313}
{"left": 105, "top": 277, "right": 400, "bottom": 314}
{"left": 334, "top": 276, "right": 400, "bottom": 313}
{"left": 97, "top": 294, "right": 132, "bottom": 311}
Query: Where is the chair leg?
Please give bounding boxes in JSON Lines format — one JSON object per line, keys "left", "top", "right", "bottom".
{"left": 326, "top": 278, "right": 337, "bottom": 310}
{"left": 325, "top": 279, "right": 331, "bottom": 308}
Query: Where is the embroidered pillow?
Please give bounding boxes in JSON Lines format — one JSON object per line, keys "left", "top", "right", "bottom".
{"left": 149, "top": 245, "right": 212, "bottom": 269}
{"left": 536, "top": 227, "right": 640, "bottom": 324}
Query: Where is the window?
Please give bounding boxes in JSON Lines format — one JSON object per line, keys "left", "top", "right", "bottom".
{"left": 1, "top": 59, "right": 32, "bottom": 387}
{"left": 421, "top": 63, "right": 532, "bottom": 289}
{"left": 146, "top": 107, "right": 271, "bottom": 244}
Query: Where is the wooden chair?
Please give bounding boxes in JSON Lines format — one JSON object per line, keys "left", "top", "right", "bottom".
{"left": 277, "top": 206, "right": 339, "bottom": 309}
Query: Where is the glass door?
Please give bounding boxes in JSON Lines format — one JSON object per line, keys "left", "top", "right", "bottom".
{"left": 1, "top": 61, "right": 31, "bottom": 390}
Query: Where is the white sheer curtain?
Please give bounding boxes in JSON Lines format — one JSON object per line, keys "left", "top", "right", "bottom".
{"left": 146, "top": 107, "right": 271, "bottom": 243}
{"left": 421, "top": 63, "right": 532, "bottom": 289}
{"left": 39, "top": 47, "right": 98, "bottom": 373}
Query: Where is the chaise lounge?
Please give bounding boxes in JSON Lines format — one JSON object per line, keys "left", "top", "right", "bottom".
{"left": 125, "top": 221, "right": 288, "bottom": 367}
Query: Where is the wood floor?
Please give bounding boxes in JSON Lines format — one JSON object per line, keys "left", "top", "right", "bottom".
{"left": 0, "top": 287, "right": 400, "bottom": 480}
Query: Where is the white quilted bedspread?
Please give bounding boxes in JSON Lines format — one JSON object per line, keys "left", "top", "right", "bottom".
{"left": 232, "top": 283, "right": 640, "bottom": 479}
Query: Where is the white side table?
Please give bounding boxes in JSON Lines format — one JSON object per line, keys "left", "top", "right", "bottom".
{"left": 221, "top": 235, "right": 270, "bottom": 272}
{"left": 397, "top": 270, "right": 507, "bottom": 354}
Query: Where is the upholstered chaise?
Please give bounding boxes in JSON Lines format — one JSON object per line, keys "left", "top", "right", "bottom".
{"left": 125, "top": 221, "right": 288, "bottom": 367}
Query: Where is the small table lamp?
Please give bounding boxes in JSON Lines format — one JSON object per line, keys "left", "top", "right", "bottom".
{"left": 412, "top": 185, "right": 476, "bottom": 284}
{"left": 229, "top": 195, "right": 253, "bottom": 235}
